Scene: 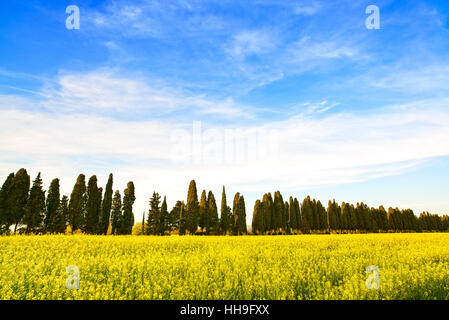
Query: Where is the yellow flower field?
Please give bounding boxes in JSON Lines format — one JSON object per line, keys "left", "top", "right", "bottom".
{"left": 1, "top": 233, "right": 449, "bottom": 300}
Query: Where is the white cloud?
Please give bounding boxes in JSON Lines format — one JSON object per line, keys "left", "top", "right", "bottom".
{"left": 226, "top": 30, "right": 277, "bottom": 59}
{"left": 293, "top": 3, "right": 322, "bottom": 16}
{"left": 1, "top": 97, "right": 449, "bottom": 219}
{"left": 288, "top": 37, "right": 358, "bottom": 63}
{"left": 17, "top": 70, "right": 253, "bottom": 119}
{"left": 369, "top": 64, "right": 449, "bottom": 93}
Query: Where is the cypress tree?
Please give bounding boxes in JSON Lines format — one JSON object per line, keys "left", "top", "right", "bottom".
{"left": 232, "top": 192, "right": 240, "bottom": 234}
{"left": 23, "top": 173, "right": 46, "bottom": 233}
{"left": 121, "top": 182, "right": 135, "bottom": 235}
{"left": 262, "top": 193, "right": 273, "bottom": 234}
{"left": 96, "top": 187, "right": 103, "bottom": 234}
{"left": 199, "top": 190, "right": 208, "bottom": 233}
{"left": 68, "top": 174, "right": 87, "bottom": 233}
{"left": 100, "top": 173, "right": 113, "bottom": 235}
{"left": 168, "top": 201, "right": 182, "bottom": 232}
{"left": 236, "top": 195, "right": 247, "bottom": 235}
{"left": 11, "top": 168, "right": 30, "bottom": 233}
{"left": 341, "top": 202, "right": 350, "bottom": 231}
{"left": 147, "top": 191, "right": 161, "bottom": 235}
{"left": 317, "top": 200, "right": 328, "bottom": 231}
{"left": 301, "top": 197, "right": 313, "bottom": 234}
{"left": 110, "top": 190, "right": 122, "bottom": 235}
{"left": 45, "top": 178, "right": 60, "bottom": 233}
{"left": 51, "top": 195, "right": 69, "bottom": 234}
{"left": 220, "top": 186, "right": 229, "bottom": 235}
{"left": 289, "top": 196, "right": 297, "bottom": 231}
{"left": 252, "top": 199, "right": 264, "bottom": 235}
{"left": 0, "top": 173, "right": 15, "bottom": 234}
{"left": 141, "top": 211, "right": 145, "bottom": 235}
{"left": 207, "top": 191, "right": 219, "bottom": 235}
{"left": 85, "top": 175, "right": 99, "bottom": 234}
{"left": 179, "top": 202, "right": 186, "bottom": 235}
{"left": 185, "top": 180, "right": 199, "bottom": 235}
{"left": 273, "top": 191, "right": 284, "bottom": 233}
{"left": 160, "top": 196, "right": 168, "bottom": 235}
{"left": 284, "top": 201, "right": 290, "bottom": 234}
{"left": 294, "top": 198, "right": 302, "bottom": 232}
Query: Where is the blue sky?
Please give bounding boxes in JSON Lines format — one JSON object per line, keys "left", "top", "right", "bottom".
{"left": 1, "top": 0, "right": 449, "bottom": 222}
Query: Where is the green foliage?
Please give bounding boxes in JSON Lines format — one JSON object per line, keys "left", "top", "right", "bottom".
{"left": 288, "top": 197, "right": 297, "bottom": 231}
{"left": 10, "top": 169, "right": 30, "bottom": 233}
{"left": 45, "top": 179, "right": 60, "bottom": 233}
{"left": 179, "top": 202, "right": 186, "bottom": 236}
{"left": 185, "top": 180, "right": 199, "bottom": 235}
{"left": 120, "top": 182, "right": 135, "bottom": 235}
{"left": 199, "top": 190, "right": 208, "bottom": 233}
{"left": 273, "top": 191, "right": 284, "bottom": 232}
{"left": 50, "top": 195, "right": 69, "bottom": 234}
{"left": 99, "top": 173, "right": 113, "bottom": 235}
{"left": 0, "top": 173, "right": 15, "bottom": 234}
{"left": 110, "top": 191, "right": 122, "bottom": 235}
{"left": 147, "top": 191, "right": 161, "bottom": 235}
{"left": 262, "top": 193, "right": 273, "bottom": 234}
{"left": 85, "top": 176, "right": 100, "bottom": 234}
{"left": 207, "top": 191, "right": 219, "bottom": 235}
{"left": 235, "top": 195, "right": 247, "bottom": 235}
{"left": 167, "top": 201, "right": 182, "bottom": 232}
{"left": 251, "top": 200, "right": 264, "bottom": 235}
{"left": 219, "top": 186, "right": 230, "bottom": 235}
{"left": 68, "top": 174, "right": 86, "bottom": 233}
{"left": 23, "top": 173, "right": 46, "bottom": 233}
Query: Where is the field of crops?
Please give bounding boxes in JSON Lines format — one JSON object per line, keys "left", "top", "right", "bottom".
{"left": 1, "top": 233, "right": 449, "bottom": 300}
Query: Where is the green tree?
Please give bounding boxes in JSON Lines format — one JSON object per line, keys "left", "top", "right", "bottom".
{"left": 179, "top": 202, "right": 186, "bottom": 235}
{"left": 120, "top": 182, "right": 135, "bottom": 235}
{"left": 50, "top": 195, "right": 69, "bottom": 234}
{"left": 110, "top": 191, "right": 122, "bottom": 235}
{"left": 301, "top": 196, "right": 313, "bottom": 234}
{"left": 232, "top": 192, "right": 240, "bottom": 234}
{"left": 262, "top": 193, "right": 273, "bottom": 234}
{"left": 168, "top": 201, "right": 182, "bottom": 232}
{"left": 85, "top": 176, "right": 100, "bottom": 234}
{"left": 220, "top": 186, "right": 230, "bottom": 235}
{"left": 0, "top": 173, "right": 15, "bottom": 234}
{"left": 252, "top": 199, "right": 264, "bottom": 235}
{"left": 294, "top": 198, "right": 302, "bottom": 232}
{"left": 99, "top": 173, "right": 113, "bottom": 235}
{"left": 236, "top": 195, "right": 247, "bottom": 235}
{"left": 45, "top": 178, "right": 60, "bottom": 233}
{"left": 207, "top": 191, "right": 219, "bottom": 235}
{"left": 185, "top": 180, "right": 199, "bottom": 235}
{"left": 23, "top": 173, "right": 46, "bottom": 233}
{"left": 289, "top": 196, "right": 297, "bottom": 232}
{"left": 147, "top": 191, "right": 161, "bottom": 235}
{"left": 159, "top": 196, "right": 168, "bottom": 235}
{"left": 10, "top": 169, "right": 30, "bottom": 233}
{"left": 273, "top": 191, "right": 284, "bottom": 233}
{"left": 68, "top": 174, "right": 87, "bottom": 233}
{"left": 199, "top": 190, "right": 209, "bottom": 233}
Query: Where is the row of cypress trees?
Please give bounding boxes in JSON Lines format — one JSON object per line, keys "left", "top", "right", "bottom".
{"left": 0, "top": 169, "right": 135, "bottom": 235}
{"left": 143, "top": 180, "right": 247, "bottom": 235}
{"left": 1, "top": 169, "right": 447, "bottom": 235}
{"left": 252, "top": 193, "right": 449, "bottom": 234}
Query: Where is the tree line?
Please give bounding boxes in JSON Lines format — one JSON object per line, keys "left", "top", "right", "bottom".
{"left": 252, "top": 194, "right": 449, "bottom": 234}
{"left": 0, "top": 168, "right": 447, "bottom": 235}
{"left": 0, "top": 169, "right": 135, "bottom": 235}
